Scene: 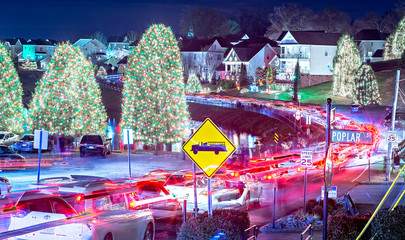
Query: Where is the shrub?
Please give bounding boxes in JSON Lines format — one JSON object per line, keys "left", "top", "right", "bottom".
{"left": 217, "top": 80, "right": 236, "bottom": 89}
{"left": 177, "top": 209, "right": 250, "bottom": 240}
{"left": 371, "top": 206, "right": 405, "bottom": 240}
{"left": 327, "top": 212, "right": 372, "bottom": 240}
{"left": 305, "top": 198, "right": 339, "bottom": 220}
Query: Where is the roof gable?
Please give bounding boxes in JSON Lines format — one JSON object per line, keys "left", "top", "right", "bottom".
{"left": 73, "top": 39, "right": 92, "bottom": 47}
{"left": 280, "top": 31, "right": 341, "bottom": 46}
{"left": 224, "top": 48, "right": 240, "bottom": 62}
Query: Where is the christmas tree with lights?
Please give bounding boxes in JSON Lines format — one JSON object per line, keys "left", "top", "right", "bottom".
{"left": 120, "top": 24, "right": 190, "bottom": 145}
{"left": 29, "top": 43, "right": 107, "bottom": 135}
{"left": 353, "top": 64, "right": 381, "bottom": 105}
{"left": 185, "top": 74, "right": 202, "bottom": 93}
{"left": 97, "top": 66, "right": 107, "bottom": 78}
{"left": 332, "top": 34, "right": 362, "bottom": 97}
{"left": 383, "top": 15, "right": 405, "bottom": 60}
{"left": 0, "top": 42, "right": 25, "bottom": 133}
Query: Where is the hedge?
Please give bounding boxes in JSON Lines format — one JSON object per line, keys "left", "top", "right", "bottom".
{"left": 177, "top": 209, "right": 250, "bottom": 240}
{"left": 327, "top": 212, "right": 372, "bottom": 240}
{"left": 370, "top": 205, "right": 405, "bottom": 240}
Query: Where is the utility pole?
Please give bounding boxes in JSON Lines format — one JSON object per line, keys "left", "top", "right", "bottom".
{"left": 386, "top": 70, "right": 400, "bottom": 181}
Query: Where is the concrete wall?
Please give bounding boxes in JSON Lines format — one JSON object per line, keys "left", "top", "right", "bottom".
{"left": 300, "top": 74, "right": 332, "bottom": 88}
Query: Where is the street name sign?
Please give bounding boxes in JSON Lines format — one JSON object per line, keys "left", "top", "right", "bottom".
{"left": 183, "top": 118, "right": 236, "bottom": 178}
{"left": 331, "top": 130, "right": 373, "bottom": 145}
{"left": 387, "top": 131, "right": 397, "bottom": 143}
{"left": 300, "top": 150, "right": 313, "bottom": 167}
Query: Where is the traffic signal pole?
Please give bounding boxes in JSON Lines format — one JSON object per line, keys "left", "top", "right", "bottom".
{"left": 386, "top": 70, "right": 400, "bottom": 181}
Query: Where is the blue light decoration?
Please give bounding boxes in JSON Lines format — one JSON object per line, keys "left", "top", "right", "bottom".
{"left": 249, "top": 85, "right": 259, "bottom": 92}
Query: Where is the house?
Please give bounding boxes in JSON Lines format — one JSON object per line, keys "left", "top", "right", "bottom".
{"left": 354, "top": 29, "right": 387, "bottom": 63}
{"left": 180, "top": 37, "right": 230, "bottom": 82}
{"left": 225, "top": 34, "right": 250, "bottom": 45}
{"left": 73, "top": 38, "right": 107, "bottom": 58}
{"left": 222, "top": 37, "right": 278, "bottom": 82}
{"left": 20, "top": 39, "right": 57, "bottom": 66}
{"left": 0, "top": 38, "right": 26, "bottom": 60}
{"left": 276, "top": 31, "right": 341, "bottom": 87}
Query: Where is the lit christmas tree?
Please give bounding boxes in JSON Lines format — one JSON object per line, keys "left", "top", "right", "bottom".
{"left": 97, "top": 66, "right": 107, "bottom": 78}
{"left": 0, "top": 42, "right": 25, "bottom": 133}
{"left": 120, "top": 24, "right": 190, "bottom": 144}
{"left": 332, "top": 34, "right": 362, "bottom": 97}
{"left": 383, "top": 15, "right": 405, "bottom": 60}
{"left": 29, "top": 43, "right": 107, "bottom": 135}
{"left": 185, "top": 74, "right": 202, "bottom": 93}
{"left": 353, "top": 64, "right": 381, "bottom": 105}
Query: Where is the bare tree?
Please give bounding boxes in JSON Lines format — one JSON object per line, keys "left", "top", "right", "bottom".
{"left": 266, "top": 3, "right": 314, "bottom": 39}
{"left": 90, "top": 31, "right": 107, "bottom": 46}
{"left": 237, "top": 6, "right": 270, "bottom": 36}
{"left": 228, "top": 20, "right": 241, "bottom": 35}
{"left": 313, "top": 8, "right": 352, "bottom": 33}
{"left": 353, "top": 11, "right": 399, "bottom": 34}
{"left": 125, "top": 31, "right": 139, "bottom": 43}
{"left": 180, "top": 6, "right": 231, "bottom": 38}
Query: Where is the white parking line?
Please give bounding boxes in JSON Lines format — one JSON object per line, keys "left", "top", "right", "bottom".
{"left": 351, "top": 166, "right": 368, "bottom": 182}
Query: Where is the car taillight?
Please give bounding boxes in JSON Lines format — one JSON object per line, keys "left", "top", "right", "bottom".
{"left": 200, "top": 191, "right": 208, "bottom": 195}
{"left": 97, "top": 145, "right": 104, "bottom": 148}
{"left": 230, "top": 172, "right": 239, "bottom": 177}
{"left": 76, "top": 195, "right": 83, "bottom": 202}
{"left": 80, "top": 144, "right": 85, "bottom": 147}
{"left": 129, "top": 201, "right": 137, "bottom": 209}
{"left": 185, "top": 173, "right": 193, "bottom": 179}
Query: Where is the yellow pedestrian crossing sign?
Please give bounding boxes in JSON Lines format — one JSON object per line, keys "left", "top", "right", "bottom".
{"left": 183, "top": 118, "right": 236, "bottom": 178}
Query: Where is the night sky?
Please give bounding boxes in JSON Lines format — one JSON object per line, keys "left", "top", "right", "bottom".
{"left": 2, "top": 0, "right": 397, "bottom": 41}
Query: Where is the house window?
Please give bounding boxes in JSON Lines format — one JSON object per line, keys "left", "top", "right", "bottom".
{"left": 371, "top": 42, "right": 373, "bottom": 47}
{"left": 193, "top": 54, "right": 196, "bottom": 60}
{"left": 325, "top": 50, "right": 328, "bottom": 56}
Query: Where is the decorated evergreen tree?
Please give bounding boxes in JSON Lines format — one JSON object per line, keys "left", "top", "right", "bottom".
{"left": 293, "top": 60, "right": 301, "bottom": 102}
{"left": 185, "top": 74, "right": 202, "bottom": 93}
{"left": 120, "top": 24, "right": 190, "bottom": 145}
{"left": 383, "top": 16, "right": 405, "bottom": 60}
{"left": 266, "top": 66, "right": 274, "bottom": 85}
{"left": 29, "top": 43, "right": 107, "bottom": 135}
{"left": 239, "top": 64, "right": 249, "bottom": 87}
{"left": 97, "top": 66, "right": 107, "bottom": 78}
{"left": 332, "top": 34, "right": 362, "bottom": 97}
{"left": 0, "top": 42, "right": 25, "bottom": 133}
{"left": 353, "top": 64, "right": 381, "bottom": 105}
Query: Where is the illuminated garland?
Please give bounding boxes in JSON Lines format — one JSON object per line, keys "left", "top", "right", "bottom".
{"left": 383, "top": 15, "right": 405, "bottom": 60}
{"left": 120, "top": 24, "right": 190, "bottom": 144}
{"left": 97, "top": 66, "right": 107, "bottom": 77}
{"left": 0, "top": 42, "right": 25, "bottom": 133}
{"left": 332, "top": 34, "right": 362, "bottom": 97}
{"left": 29, "top": 42, "right": 107, "bottom": 135}
{"left": 185, "top": 74, "right": 202, "bottom": 93}
{"left": 353, "top": 64, "right": 381, "bottom": 105}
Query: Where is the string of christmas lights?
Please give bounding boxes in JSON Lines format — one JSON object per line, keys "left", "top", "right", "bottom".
{"left": 353, "top": 64, "right": 381, "bottom": 105}
{"left": 383, "top": 15, "right": 405, "bottom": 60}
{"left": 185, "top": 74, "right": 202, "bottom": 93}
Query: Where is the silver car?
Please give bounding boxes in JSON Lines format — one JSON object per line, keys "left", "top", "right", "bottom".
{"left": 0, "top": 132, "right": 20, "bottom": 146}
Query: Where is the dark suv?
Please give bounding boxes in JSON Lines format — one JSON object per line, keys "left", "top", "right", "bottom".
{"left": 79, "top": 134, "right": 112, "bottom": 158}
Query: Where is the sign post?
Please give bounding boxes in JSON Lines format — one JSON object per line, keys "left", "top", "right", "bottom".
{"left": 300, "top": 150, "right": 313, "bottom": 213}
{"left": 182, "top": 118, "right": 236, "bottom": 216}
{"left": 123, "top": 129, "right": 134, "bottom": 179}
{"left": 323, "top": 98, "right": 332, "bottom": 240}
{"left": 34, "top": 130, "right": 48, "bottom": 184}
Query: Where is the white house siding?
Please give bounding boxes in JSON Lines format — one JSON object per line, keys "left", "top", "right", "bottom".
{"left": 358, "top": 40, "right": 385, "bottom": 62}
{"left": 309, "top": 45, "right": 336, "bottom": 75}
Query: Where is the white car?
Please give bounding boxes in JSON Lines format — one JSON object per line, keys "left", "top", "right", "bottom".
{"left": 0, "top": 131, "right": 19, "bottom": 146}
{"left": 166, "top": 173, "right": 263, "bottom": 212}
{"left": 8, "top": 175, "right": 155, "bottom": 240}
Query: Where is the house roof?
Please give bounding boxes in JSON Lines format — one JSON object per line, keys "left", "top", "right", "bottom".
{"left": 0, "top": 38, "right": 27, "bottom": 45}
{"left": 73, "top": 39, "right": 92, "bottom": 47}
{"left": 233, "top": 44, "right": 267, "bottom": 62}
{"left": 372, "top": 49, "right": 384, "bottom": 58}
{"left": 279, "top": 31, "right": 341, "bottom": 45}
{"left": 236, "top": 36, "right": 278, "bottom": 48}
{"left": 180, "top": 38, "right": 216, "bottom": 52}
{"left": 117, "top": 56, "right": 127, "bottom": 64}
{"left": 224, "top": 34, "right": 249, "bottom": 43}
{"left": 354, "top": 29, "right": 387, "bottom": 41}
{"left": 26, "top": 39, "right": 57, "bottom": 46}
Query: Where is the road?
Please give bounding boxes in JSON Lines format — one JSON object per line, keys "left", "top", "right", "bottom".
{"left": 0, "top": 150, "right": 386, "bottom": 239}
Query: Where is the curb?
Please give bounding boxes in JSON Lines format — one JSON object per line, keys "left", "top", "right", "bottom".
{"left": 260, "top": 224, "right": 323, "bottom": 233}
{"left": 359, "top": 181, "right": 405, "bottom": 185}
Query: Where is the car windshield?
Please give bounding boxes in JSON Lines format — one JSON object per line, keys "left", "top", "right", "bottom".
{"left": 0, "top": 134, "right": 4, "bottom": 139}
{"left": 0, "top": 146, "right": 14, "bottom": 154}
{"left": 21, "top": 135, "right": 34, "bottom": 141}
{"left": 80, "top": 135, "right": 102, "bottom": 144}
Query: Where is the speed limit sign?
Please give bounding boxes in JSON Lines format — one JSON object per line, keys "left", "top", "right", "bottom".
{"left": 387, "top": 131, "right": 397, "bottom": 143}
{"left": 300, "top": 150, "right": 313, "bottom": 167}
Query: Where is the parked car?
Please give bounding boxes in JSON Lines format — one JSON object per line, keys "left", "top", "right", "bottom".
{"left": 0, "top": 145, "right": 26, "bottom": 171}
{"left": 0, "top": 177, "right": 11, "bottom": 194}
{"left": 351, "top": 104, "right": 365, "bottom": 113}
{"left": 79, "top": 134, "right": 112, "bottom": 158}
{"left": 12, "top": 134, "right": 53, "bottom": 153}
{"left": 28, "top": 175, "right": 155, "bottom": 240}
{"left": 0, "top": 132, "right": 19, "bottom": 146}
